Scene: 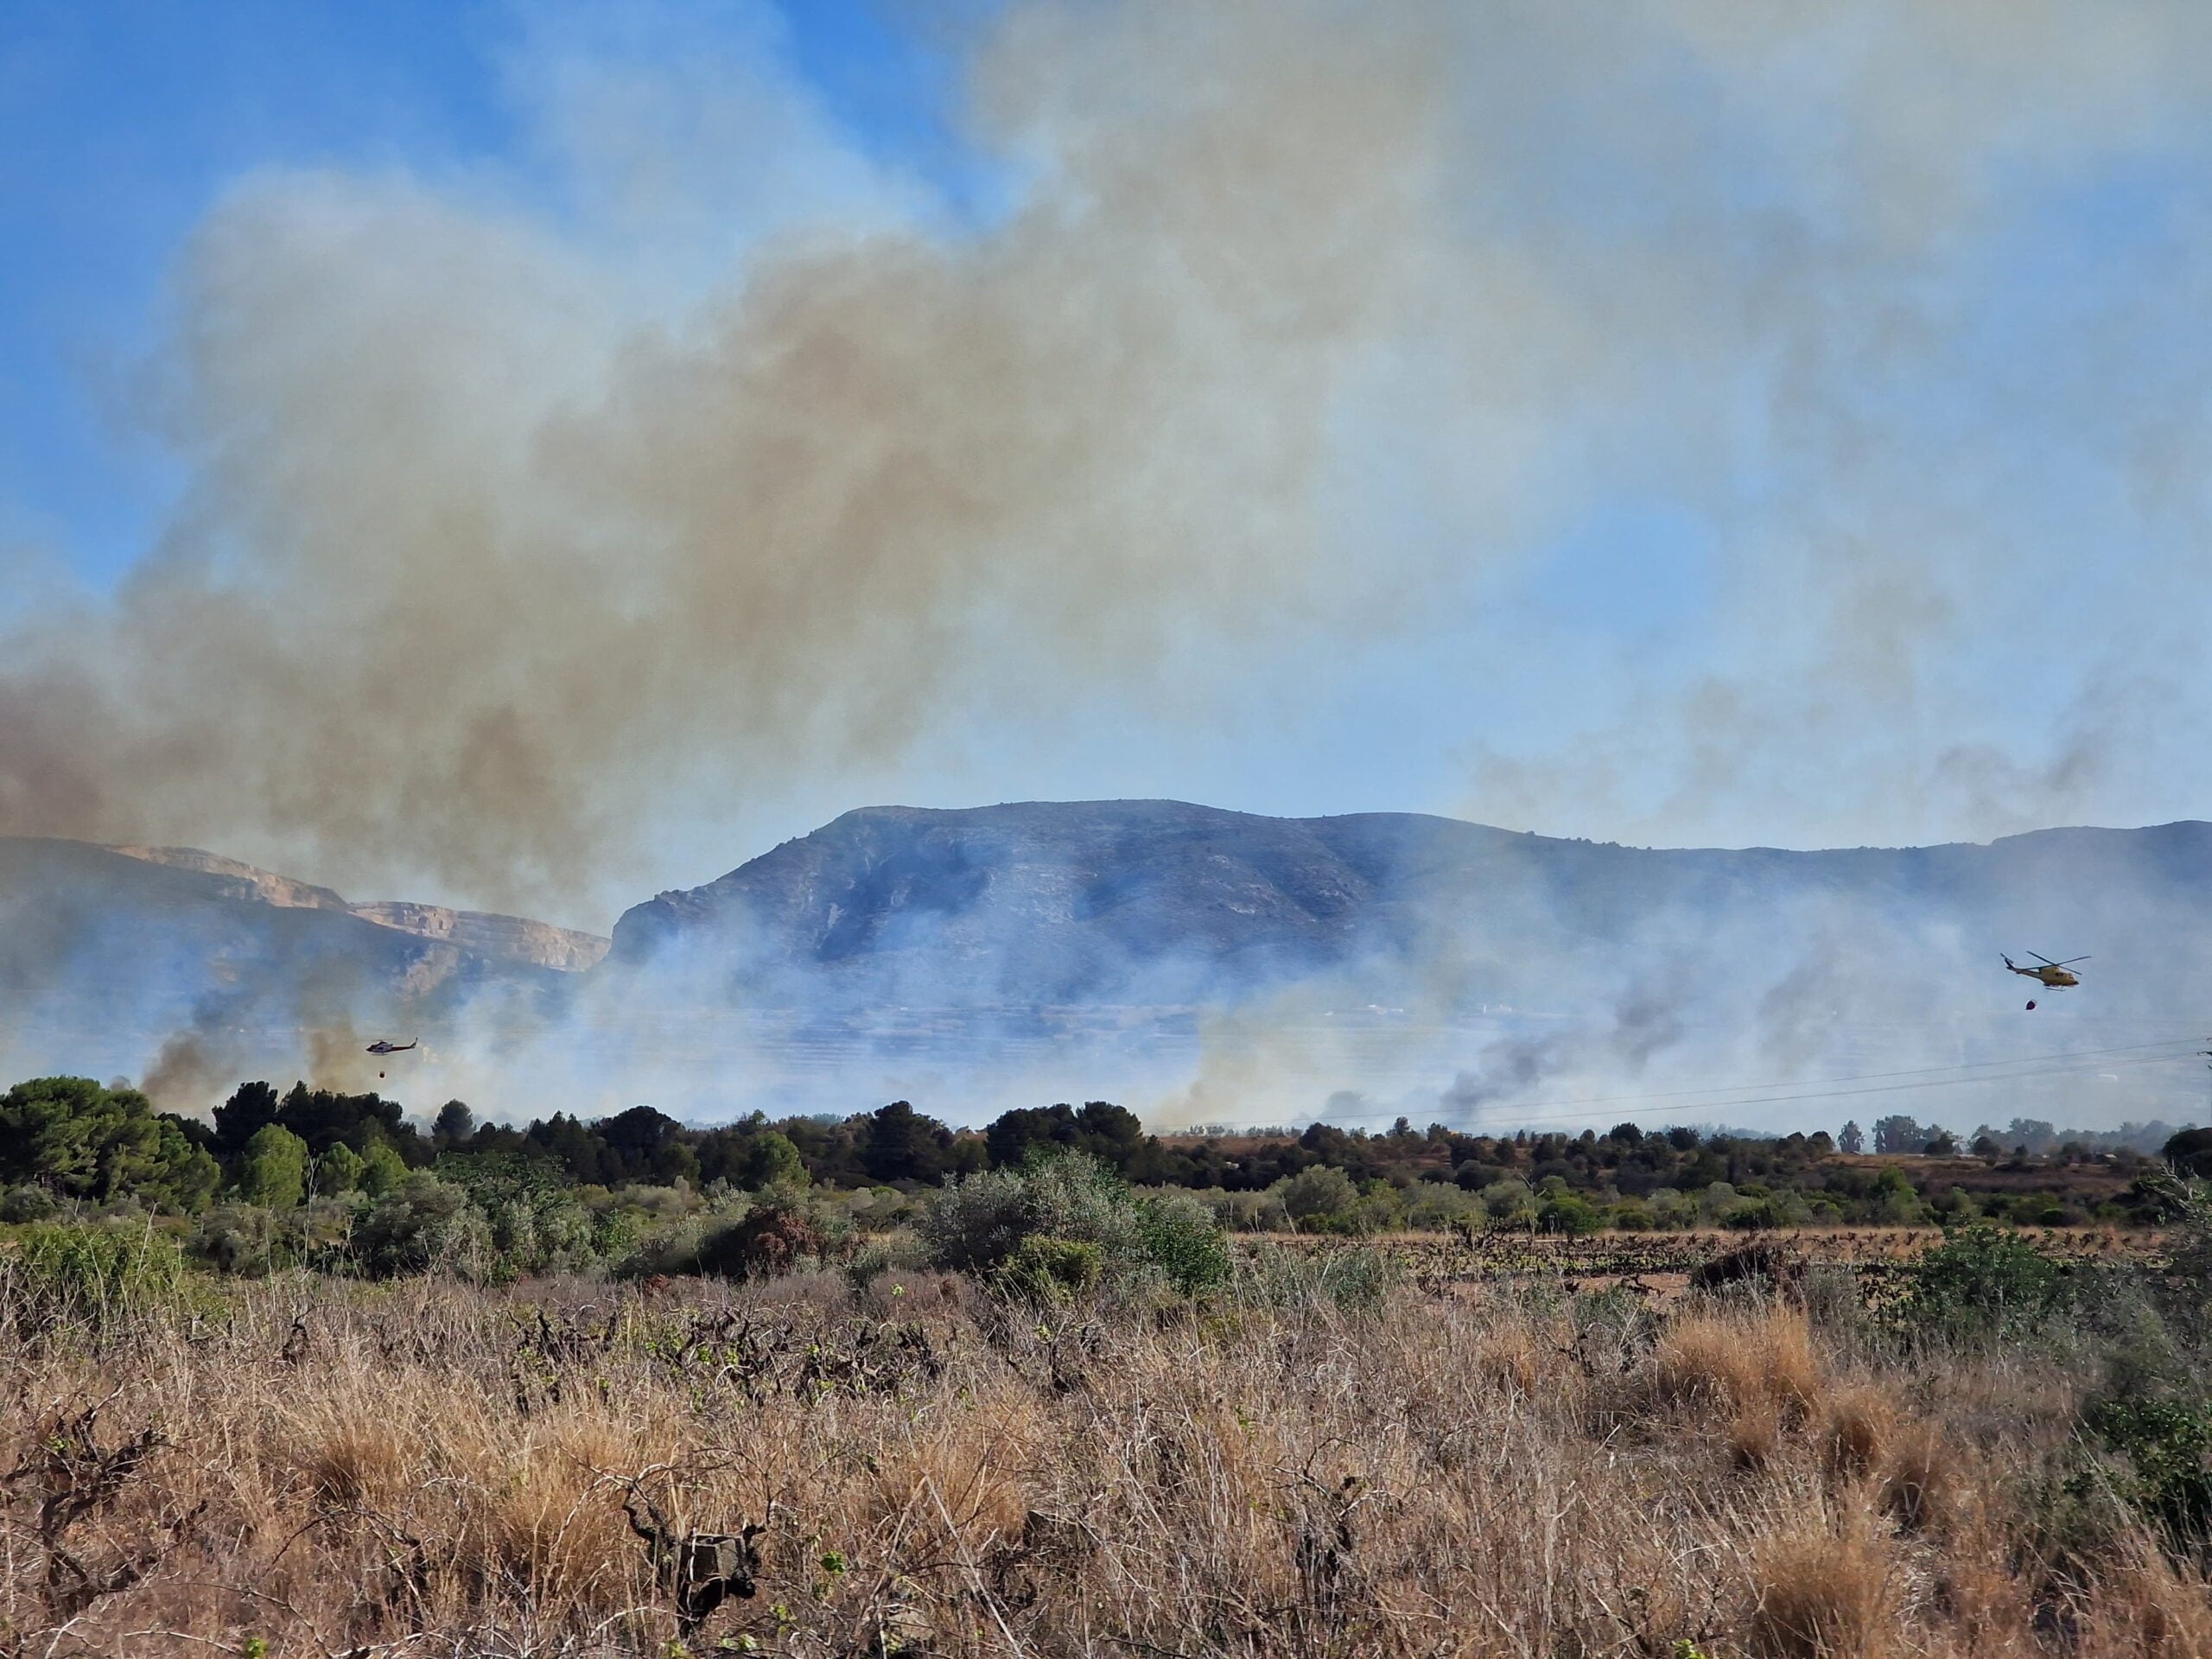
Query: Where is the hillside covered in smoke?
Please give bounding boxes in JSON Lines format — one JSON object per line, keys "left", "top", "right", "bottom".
{"left": 14, "top": 799, "right": 2212, "bottom": 1130}
{"left": 0, "top": 837, "right": 588, "bottom": 1103}
{"left": 608, "top": 800, "right": 2212, "bottom": 1020}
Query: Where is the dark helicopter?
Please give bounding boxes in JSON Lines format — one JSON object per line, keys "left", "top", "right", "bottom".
{"left": 365, "top": 1037, "right": 416, "bottom": 1078}
{"left": 2004, "top": 953, "right": 2088, "bottom": 1010}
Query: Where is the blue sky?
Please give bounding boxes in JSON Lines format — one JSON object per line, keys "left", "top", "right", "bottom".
{"left": 7, "top": 1, "right": 2212, "bottom": 928}
{"left": 2, "top": 0, "right": 979, "bottom": 584}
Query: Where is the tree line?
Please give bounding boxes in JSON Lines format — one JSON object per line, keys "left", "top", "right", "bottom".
{"left": 0, "top": 1074, "right": 2192, "bottom": 1233}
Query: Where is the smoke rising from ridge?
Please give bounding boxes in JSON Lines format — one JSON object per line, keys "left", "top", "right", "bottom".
{"left": 11, "top": 1, "right": 2212, "bottom": 928}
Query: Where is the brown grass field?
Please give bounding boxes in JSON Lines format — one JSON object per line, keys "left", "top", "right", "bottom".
{"left": 1, "top": 1241, "right": 2207, "bottom": 1658}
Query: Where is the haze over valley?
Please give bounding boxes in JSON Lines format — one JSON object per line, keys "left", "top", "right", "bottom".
{"left": 9, "top": 801, "right": 2209, "bottom": 1135}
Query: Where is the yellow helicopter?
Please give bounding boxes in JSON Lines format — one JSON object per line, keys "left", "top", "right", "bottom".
{"left": 2004, "top": 952, "right": 2088, "bottom": 1010}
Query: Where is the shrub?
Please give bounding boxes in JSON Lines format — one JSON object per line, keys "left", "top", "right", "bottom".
{"left": 918, "top": 1152, "right": 1227, "bottom": 1299}
{"left": 1274, "top": 1166, "right": 1360, "bottom": 1230}
{"left": 1745, "top": 1522, "right": 1895, "bottom": 1658}
{"left": 1894, "top": 1223, "right": 2069, "bottom": 1341}
{"left": 0, "top": 1186, "right": 56, "bottom": 1224}
{"left": 353, "top": 1173, "right": 491, "bottom": 1279}
{"left": 435, "top": 1153, "right": 599, "bottom": 1279}
{"left": 1479, "top": 1179, "right": 1538, "bottom": 1227}
{"left": 2083, "top": 1396, "right": 2212, "bottom": 1553}
{"left": 1138, "top": 1191, "right": 1231, "bottom": 1294}
{"left": 1720, "top": 1196, "right": 1787, "bottom": 1231}
{"left": 1001, "top": 1236, "right": 1104, "bottom": 1304}
{"left": 3, "top": 1221, "right": 189, "bottom": 1324}
{"left": 191, "top": 1204, "right": 284, "bottom": 1276}
{"left": 1194, "top": 1187, "right": 1291, "bottom": 1233}
{"left": 1404, "top": 1183, "right": 1484, "bottom": 1231}
{"left": 695, "top": 1196, "right": 827, "bottom": 1280}
{"left": 1537, "top": 1194, "right": 1605, "bottom": 1236}
{"left": 1234, "top": 1243, "right": 1402, "bottom": 1313}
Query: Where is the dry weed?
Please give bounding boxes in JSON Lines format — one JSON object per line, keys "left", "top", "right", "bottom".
{"left": 1746, "top": 1514, "right": 1901, "bottom": 1659}
{"left": 0, "top": 1273, "right": 2196, "bottom": 1656}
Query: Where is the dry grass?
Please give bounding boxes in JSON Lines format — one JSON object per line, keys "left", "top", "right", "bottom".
{"left": 1746, "top": 1513, "right": 1899, "bottom": 1659}
{"left": 0, "top": 1270, "right": 2198, "bottom": 1656}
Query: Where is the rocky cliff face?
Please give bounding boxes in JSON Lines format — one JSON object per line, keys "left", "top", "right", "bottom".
{"left": 106, "top": 847, "right": 608, "bottom": 971}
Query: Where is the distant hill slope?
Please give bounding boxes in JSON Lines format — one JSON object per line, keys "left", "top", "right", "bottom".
{"left": 606, "top": 801, "right": 2212, "bottom": 1014}
{"left": 14, "top": 804, "right": 2212, "bottom": 1126}
{"left": 103, "top": 846, "right": 609, "bottom": 970}
{"left": 0, "top": 838, "right": 587, "bottom": 1079}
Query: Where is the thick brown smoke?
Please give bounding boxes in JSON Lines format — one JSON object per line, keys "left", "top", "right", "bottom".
{"left": 0, "top": 0, "right": 1470, "bottom": 921}
{"left": 7, "top": 0, "right": 2212, "bottom": 928}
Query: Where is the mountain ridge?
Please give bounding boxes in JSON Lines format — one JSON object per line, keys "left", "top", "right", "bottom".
{"left": 605, "top": 800, "right": 2212, "bottom": 1012}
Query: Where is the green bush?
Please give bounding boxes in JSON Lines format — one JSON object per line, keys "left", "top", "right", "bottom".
{"left": 1001, "top": 1235, "right": 1104, "bottom": 1304}
{"left": 1274, "top": 1166, "right": 1360, "bottom": 1230}
{"left": 0, "top": 1185, "right": 57, "bottom": 1224}
{"left": 353, "top": 1173, "right": 492, "bottom": 1279}
{"left": 1234, "top": 1242, "right": 1402, "bottom": 1314}
{"left": 1138, "top": 1191, "right": 1231, "bottom": 1294}
{"left": 1537, "top": 1195, "right": 1605, "bottom": 1236}
{"left": 2082, "top": 1395, "right": 2212, "bottom": 1551}
{"left": 3, "top": 1221, "right": 189, "bottom": 1322}
{"left": 1479, "top": 1179, "right": 1538, "bottom": 1228}
{"left": 918, "top": 1152, "right": 1228, "bottom": 1299}
{"left": 1894, "top": 1223, "right": 2069, "bottom": 1341}
{"left": 1719, "top": 1196, "right": 1787, "bottom": 1231}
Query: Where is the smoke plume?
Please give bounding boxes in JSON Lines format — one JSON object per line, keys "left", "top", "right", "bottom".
{"left": 10, "top": 1, "right": 2212, "bottom": 928}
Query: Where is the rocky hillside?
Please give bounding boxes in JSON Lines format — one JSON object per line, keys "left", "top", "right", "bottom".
{"left": 105, "top": 846, "right": 609, "bottom": 970}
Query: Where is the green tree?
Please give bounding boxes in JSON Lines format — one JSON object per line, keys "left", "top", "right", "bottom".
{"left": 741, "top": 1130, "right": 809, "bottom": 1190}
{"left": 240, "top": 1125, "right": 309, "bottom": 1209}
{"left": 213, "top": 1081, "right": 282, "bottom": 1157}
{"left": 0, "top": 1077, "right": 219, "bottom": 1210}
{"left": 432, "top": 1100, "right": 476, "bottom": 1148}
{"left": 315, "top": 1141, "right": 365, "bottom": 1196}
{"left": 359, "top": 1140, "right": 410, "bottom": 1197}
{"left": 1872, "top": 1115, "right": 1924, "bottom": 1154}
{"left": 862, "top": 1100, "right": 959, "bottom": 1184}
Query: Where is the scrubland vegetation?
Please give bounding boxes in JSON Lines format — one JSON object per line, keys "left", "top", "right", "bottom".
{"left": 0, "top": 1077, "right": 2190, "bottom": 1295}
{"left": 10, "top": 1072, "right": 2212, "bottom": 1652}
{"left": 5, "top": 1109, "right": 2212, "bottom": 1654}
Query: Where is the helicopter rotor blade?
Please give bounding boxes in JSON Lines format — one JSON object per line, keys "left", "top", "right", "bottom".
{"left": 2050, "top": 957, "right": 2090, "bottom": 968}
